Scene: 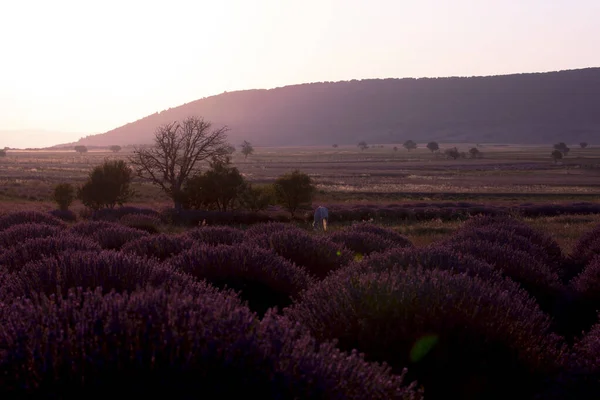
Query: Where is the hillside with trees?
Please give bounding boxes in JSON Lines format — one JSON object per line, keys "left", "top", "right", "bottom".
{"left": 66, "top": 68, "right": 600, "bottom": 148}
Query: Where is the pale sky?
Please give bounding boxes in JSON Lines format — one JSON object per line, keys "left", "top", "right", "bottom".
{"left": 1, "top": 0, "right": 599, "bottom": 148}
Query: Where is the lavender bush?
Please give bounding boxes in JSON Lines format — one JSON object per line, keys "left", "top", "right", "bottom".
{"left": 0, "top": 235, "right": 102, "bottom": 273}
{"left": 328, "top": 231, "right": 398, "bottom": 257}
{"left": 345, "top": 222, "right": 414, "bottom": 247}
{"left": 0, "top": 287, "right": 421, "bottom": 399}
{"left": 84, "top": 226, "right": 151, "bottom": 250}
{"left": 444, "top": 238, "right": 564, "bottom": 313}
{"left": 285, "top": 268, "right": 566, "bottom": 399}
{"left": 121, "top": 234, "right": 195, "bottom": 261}
{"left": 571, "top": 224, "right": 600, "bottom": 269}
{"left": 48, "top": 209, "right": 77, "bottom": 222}
{"left": 69, "top": 220, "right": 122, "bottom": 236}
{"left": 562, "top": 257, "right": 600, "bottom": 338}
{"left": 3, "top": 250, "right": 196, "bottom": 301}
{"left": 449, "top": 226, "right": 558, "bottom": 271}
{"left": 186, "top": 225, "right": 245, "bottom": 246}
{"left": 243, "top": 221, "right": 307, "bottom": 239}
{"left": 119, "top": 213, "right": 162, "bottom": 234}
{"left": 0, "top": 211, "right": 67, "bottom": 231}
{"left": 169, "top": 244, "right": 315, "bottom": 315}
{"left": 247, "top": 230, "right": 354, "bottom": 279}
{"left": 350, "top": 245, "right": 507, "bottom": 285}
{"left": 460, "top": 215, "right": 564, "bottom": 268}
{"left": 0, "top": 223, "right": 63, "bottom": 249}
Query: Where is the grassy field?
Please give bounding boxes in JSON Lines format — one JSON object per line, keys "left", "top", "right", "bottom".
{"left": 1, "top": 143, "right": 599, "bottom": 254}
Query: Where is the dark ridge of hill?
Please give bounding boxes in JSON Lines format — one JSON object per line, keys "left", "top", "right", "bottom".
{"left": 69, "top": 68, "right": 600, "bottom": 148}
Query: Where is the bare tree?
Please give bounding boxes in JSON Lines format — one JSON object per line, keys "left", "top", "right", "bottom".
{"left": 129, "top": 116, "right": 232, "bottom": 209}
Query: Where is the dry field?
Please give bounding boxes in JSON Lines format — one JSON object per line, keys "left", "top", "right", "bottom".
{"left": 1, "top": 143, "right": 599, "bottom": 253}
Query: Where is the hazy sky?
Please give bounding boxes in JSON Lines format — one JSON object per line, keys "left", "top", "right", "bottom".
{"left": 1, "top": 0, "right": 599, "bottom": 148}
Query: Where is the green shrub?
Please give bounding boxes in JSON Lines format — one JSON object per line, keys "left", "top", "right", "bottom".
{"left": 53, "top": 183, "right": 75, "bottom": 211}
{"left": 77, "top": 160, "right": 134, "bottom": 210}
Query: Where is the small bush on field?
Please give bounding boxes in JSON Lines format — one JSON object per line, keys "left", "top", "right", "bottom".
{"left": 121, "top": 234, "right": 194, "bottom": 261}
{"left": 52, "top": 182, "right": 75, "bottom": 211}
{"left": 3, "top": 250, "right": 195, "bottom": 300}
{"left": 0, "top": 287, "right": 422, "bottom": 398}
{"left": 0, "top": 223, "right": 63, "bottom": 249}
{"left": 182, "top": 156, "right": 246, "bottom": 212}
{"left": 0, "top": 211, "right": 66, "bottom": 231}
{"left": 169, "top": 244, "right": 315, "bottom": 316}
{"left": 186, "top": 226, "right": 245, "bottom": 246}
{"left": 285, "top": 268, "right": 566, "bottom": 400}
{"left": 0, "top": 235, "right": 102, "bottom": 273}
{"left": 119, "top": 213, "right": 162, "bottom": 234}
{"left": 248, "top": 230, "right": 353, "bottom": 279}
{"left": 77, "top": 160, "right": 135, "bottom": 211}
{"left": 273, "top": 170, "right": 315, "bottom": 217}
{"left": 239, "top": 183, "right": 276, "bottom": 212}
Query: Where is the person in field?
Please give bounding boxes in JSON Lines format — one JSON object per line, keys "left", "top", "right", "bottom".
{"left": 313, "top": 206, "right": 329, "bottom": 231}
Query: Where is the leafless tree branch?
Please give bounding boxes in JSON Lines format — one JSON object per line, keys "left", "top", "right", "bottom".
{"left": 129, "top": 116, "right": 232, "bottom": 208}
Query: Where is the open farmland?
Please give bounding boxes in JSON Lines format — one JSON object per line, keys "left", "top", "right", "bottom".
{"left": 2, "top": 143, "right": 600, "bottom": 204}
{"left": 1, "top": 144, "right": 600, "bottom": 398}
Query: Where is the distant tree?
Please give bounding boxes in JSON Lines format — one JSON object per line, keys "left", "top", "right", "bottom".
{"left": 332, "top": 144, "right": 338, "bottom": 148}
{"left": 3, "top": 147, "right": 8, "bottom": 150}
{"left": 74, "top": 145, "right": 88, "bottom": 154}
{"left": 53, "top": 183, "right": 75, "bottom": 211}
{"left": 109, "top": 145, "right": 122, "bottom": 153}
{"left": 0, "top": 149, "right": 6, "bottom": 158}
{"left": 393, "top": 146, "right": 398, "bottom": 152}
{"left": 240, "top": 140, "right": 254, "bottom": 159}
{"left": 77, "top": 160, "right": 134, "bottom": 210}
{"left": 129, "top": 116, "right": 232, "bottom": 209}
{"left": 551, "top": 150, "right": 563, "bottom": 163}
{"left": 274, "top": 170, "right": 315, "bottom": 218}
{"left": 182, "top": 156, "right": 245, "bottom": 212}
{"left": 553, "top": 142, "right": 570, "bottom": 156}
{"left": 403, "top": 140, "right": 417, "bottom": 151}
{"left": 580, "top": 142, "right": 589, "bottom": 149}
{"left": 357, "top": 141, "right": 369, "bottom": 151}
{"left": 444, "top": 147, "right": 460, "bottom": 160}
{"left": 469, "top": 147, "right": 482, "bottom": 159}
{"left": 239, "top": 183, "right": 276, "bottom": 212}
{"left": 426, "top": 142, "right": 440, "bottom": 153}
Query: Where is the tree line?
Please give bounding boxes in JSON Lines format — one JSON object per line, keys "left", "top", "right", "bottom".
{"left": 355, "top": 140, "right": 483, "bottom": 159}
{"left": 52, "top": 116, "right": 314, "bottom": 218}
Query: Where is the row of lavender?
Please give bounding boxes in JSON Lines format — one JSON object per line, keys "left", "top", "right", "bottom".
{"left": 46, "top": 201, "right": 600, "bottom": 227}
{"left": 0, "top": 211, "right": 600, "bottom": 398}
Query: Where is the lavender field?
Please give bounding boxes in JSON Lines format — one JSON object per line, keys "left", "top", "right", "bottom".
{"left": 0, "top": 208, "right": 599, "bottom": 399}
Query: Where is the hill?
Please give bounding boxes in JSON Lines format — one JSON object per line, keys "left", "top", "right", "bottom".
{"left": 67, "top": 68, "right": 600, "bottom": 148}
